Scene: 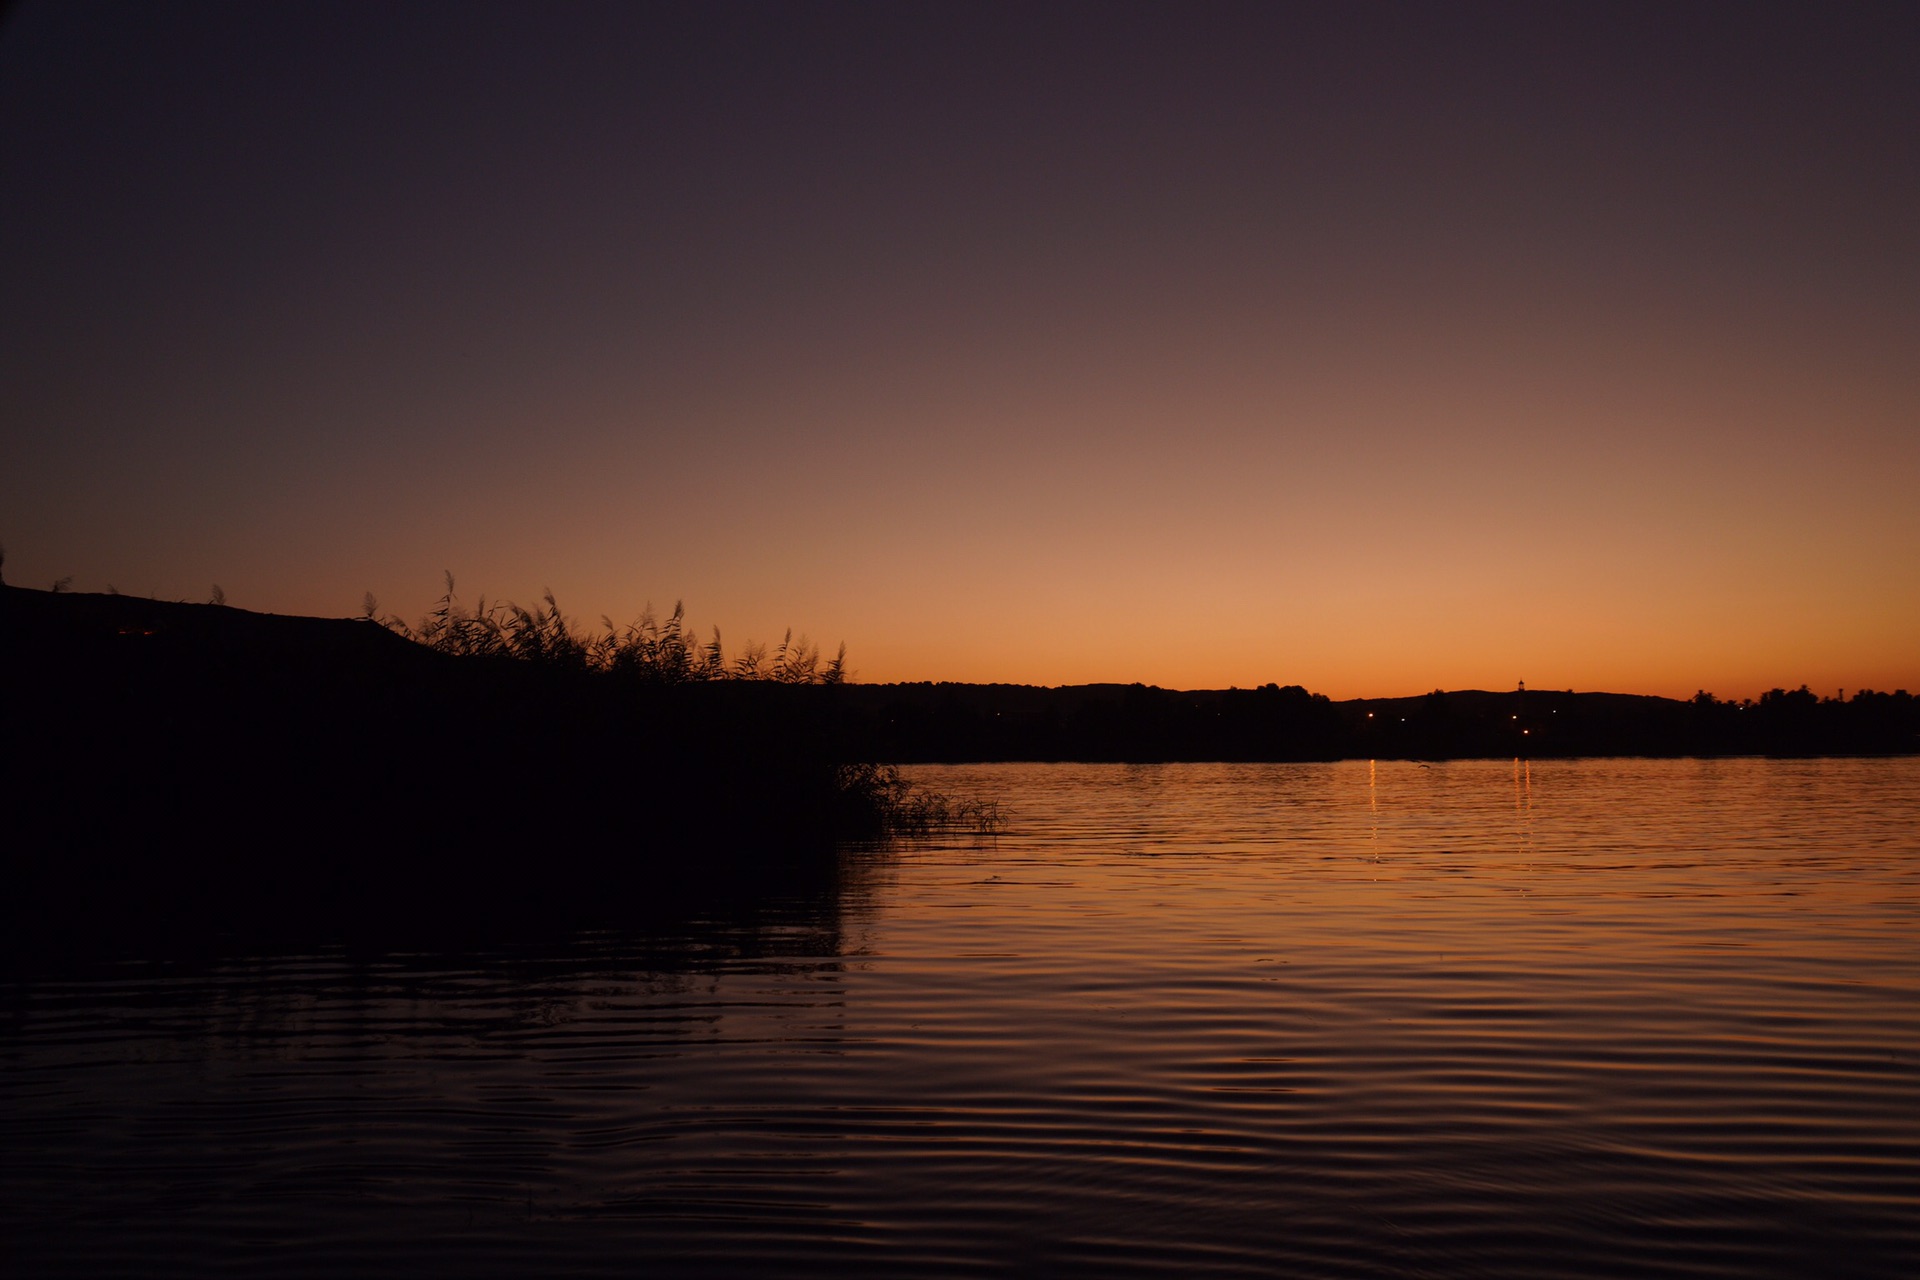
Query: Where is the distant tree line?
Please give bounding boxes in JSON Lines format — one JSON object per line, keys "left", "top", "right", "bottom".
{"left": 817, "top": 681, "right": 1918, "bottom": 762}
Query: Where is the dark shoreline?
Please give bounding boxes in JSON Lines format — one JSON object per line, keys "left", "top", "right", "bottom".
{"left": 5, "top": 584, "right": 1913, "bottom": 949}
{"left": 2, "top": 585, "right": 867, "bottom": 951}
{"left": 7, "top": 583, "right": 1913, "bottom": 771}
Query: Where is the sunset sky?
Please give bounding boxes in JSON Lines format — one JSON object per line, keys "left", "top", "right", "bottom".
{"left": 3, "top": 1, "right": 1915, "bottom": 699}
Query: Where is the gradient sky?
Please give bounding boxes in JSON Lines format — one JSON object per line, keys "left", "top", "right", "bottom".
{"left": 3, "top": 1, "right": 1915, "bottom": 698}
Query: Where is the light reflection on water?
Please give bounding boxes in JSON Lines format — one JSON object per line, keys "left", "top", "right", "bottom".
{"left": 4, "top": 757, "right": 1917, "bottom": 1278}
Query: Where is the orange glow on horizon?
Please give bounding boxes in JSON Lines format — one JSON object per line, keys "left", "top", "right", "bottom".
{"left": 4, "top": 7, "right": 1914, "bottom": 707}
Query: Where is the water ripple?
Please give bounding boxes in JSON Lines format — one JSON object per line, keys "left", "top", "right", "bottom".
{"left": 3, "top": 758, "right": 1917, "bottom": 1278}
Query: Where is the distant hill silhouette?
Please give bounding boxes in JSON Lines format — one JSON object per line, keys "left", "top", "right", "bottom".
{"left": 825, "top": 680, "right": 1917, "bottom": 762}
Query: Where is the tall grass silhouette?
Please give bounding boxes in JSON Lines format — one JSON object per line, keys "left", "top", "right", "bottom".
{"left": 833, "top": 763, "right": 1001, "bottom": 839}
{"left": 376, "top": 574, "right": 848, "bottom": 685}
{"left": 369, "top": 575, "right": 988, "bottom": 840}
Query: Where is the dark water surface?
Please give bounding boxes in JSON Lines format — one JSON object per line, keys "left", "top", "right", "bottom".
{"left": 5, "top": 758, "right": 1917, "bottom": 1277}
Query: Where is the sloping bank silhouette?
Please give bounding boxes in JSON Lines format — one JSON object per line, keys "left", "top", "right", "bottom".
{"left": 1, "top": 582, "right": 988, "bottom": 951}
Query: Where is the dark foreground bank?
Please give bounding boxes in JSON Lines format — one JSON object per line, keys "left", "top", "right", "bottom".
{"left": 0, "top": 586, "right": 927, "bottom": 952}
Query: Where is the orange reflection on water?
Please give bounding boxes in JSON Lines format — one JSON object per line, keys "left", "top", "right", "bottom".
{"left": 885, "top": 757, "right": 1920, "bottom": 997}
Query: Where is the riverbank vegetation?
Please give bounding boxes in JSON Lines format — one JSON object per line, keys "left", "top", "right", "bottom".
{"left": 373, "top": 574, "right": 848, "bottom": 684}
{"left": 361, "top": 576, "right": 996, "bottom": 837}
{"left": 0, "top": 580, "right": 993, "bottom": 947}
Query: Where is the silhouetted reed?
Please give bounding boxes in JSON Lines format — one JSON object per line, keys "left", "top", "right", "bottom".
{"left": 364, "top": 576, "right": 990, "bottom": 842}
{"left": 834, "top": 763, "right": 1002, "bottom": 840}
{"left": 374, "top": 574, "right": 848, "bottom": 685}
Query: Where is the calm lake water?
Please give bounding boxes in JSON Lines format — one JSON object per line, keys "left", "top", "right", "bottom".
{"left": 5, "top": 758, "right": 1917, "bottom": 1278}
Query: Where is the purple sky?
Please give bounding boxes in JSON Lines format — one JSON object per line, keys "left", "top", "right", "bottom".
{"left": 3, "top": 1, "right": 1915, "bottom": 696}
